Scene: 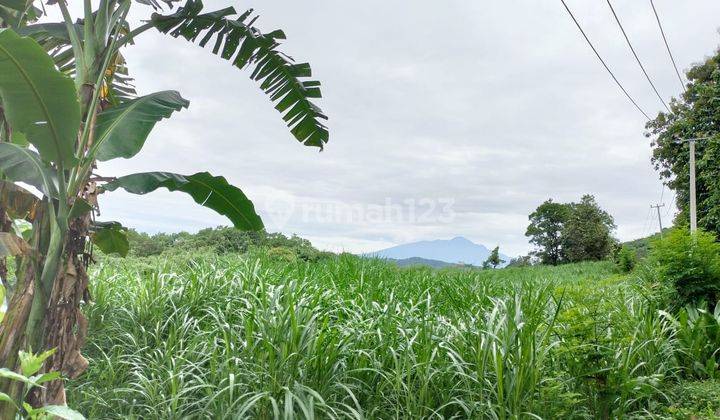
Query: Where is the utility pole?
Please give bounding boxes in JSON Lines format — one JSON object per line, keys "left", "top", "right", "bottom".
{"left": 675, "top": 136, "right": 712, "bottom": 234}
{"left": 651, "top": 203, "right": 665, "bottom": 238}
{"left": 689, "top": 140, "right": 697, "bottom": 233}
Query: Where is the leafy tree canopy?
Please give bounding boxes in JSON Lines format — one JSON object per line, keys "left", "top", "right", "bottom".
{"left": 125, "top": 227, "right": 332, "bottom": 262}
{"left": 482, "top": 246, "right": 505, "bottom": 269}
{"left": 526, "top": 195, "right": 616, "bottom": 265}
{"left": 646, "top": 47, "right": 720, "bottom": 235}
{"left": 562, "top": 195, "right": 616, "bottom": 263}
{"left": 526, "top": 199, "right": 571, "bottom": 265}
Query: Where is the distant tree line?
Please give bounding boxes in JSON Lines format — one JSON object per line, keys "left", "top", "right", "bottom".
{"left": 506, "top": 255, "right": 532, "bottom": 268}
{"left": 125, "top": 227, "right": 332, "bottom": 262}
{"left": 525, "top": 195, "right": 616, "bottom": 265}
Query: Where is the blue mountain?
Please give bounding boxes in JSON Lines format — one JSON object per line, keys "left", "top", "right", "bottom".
{"left": 366, "top": 236, "right": 509, "bottom": 267}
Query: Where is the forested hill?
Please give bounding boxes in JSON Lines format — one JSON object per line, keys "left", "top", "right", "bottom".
{"left": 125, "top": 227, "right": 332, "bottom": 262}
{"left": 622, "top": 229, "right": 671, "bottom": 259}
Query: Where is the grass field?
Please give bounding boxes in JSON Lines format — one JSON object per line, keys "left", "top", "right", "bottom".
{"left": 66, "top": 253, "right": 720, "bottom": 419}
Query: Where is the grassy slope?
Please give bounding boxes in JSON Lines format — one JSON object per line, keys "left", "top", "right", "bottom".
{"left": 67, "top": 254, "right": 716, "bottom": 419}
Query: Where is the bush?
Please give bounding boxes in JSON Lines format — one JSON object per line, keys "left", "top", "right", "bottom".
{"left": 615, "top": 245, "right": 637, "bottom": 273}
{"left": 126, "top": 230, "right": 173, "bottom": 257}
{"left": 655, "top": 380, "right": 720, "bottom": 418}
{"left": 661, "top": 304, "right": 720, "bottom": 379}
{"left": 649, "top": 228, "right": 720, "bottom": 308}
{"left": 507, "top": 255, "right": 533, "bottom": 268}
{"left": 266, "top": 246, "right": 298, "bottom": 263}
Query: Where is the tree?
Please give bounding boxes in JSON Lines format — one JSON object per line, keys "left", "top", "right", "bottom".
{"left": 482, "top": 246, "right": 505, "bottom": 269}
{"left": 526, "top": 196, "right": 616, "bottom": 265}
{"left": 525, "top": 199, "right": 570, "bottom": 265}
{"left": 0, "top": 0, "right": 329, "bottom": 413}
{"left": 614, "top": 245, "right": 637, "bottom": 273}
{"left": 506, "top": 255, "right": 533, "bottom": 268}
{"left": 649, "top": 228, "right": 720, "bottom": 308}
{"left": 646, "top": 48, "right": 720, "bottom": 236}
{"left": 561, "top": 195, "right": 616, "bottom": 263}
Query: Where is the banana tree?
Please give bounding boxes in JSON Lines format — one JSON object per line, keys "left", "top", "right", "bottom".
{"left": 0, "top": 0, "right": 327, "bottom": 413}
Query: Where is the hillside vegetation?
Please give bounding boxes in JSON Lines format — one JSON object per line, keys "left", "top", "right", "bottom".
{"left": 66, "top": 251, "right": 720, "bottom": 419}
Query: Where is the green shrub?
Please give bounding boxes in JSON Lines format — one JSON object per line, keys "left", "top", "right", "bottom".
{"left": 649, "top": 228, "right": 720, "bottom": 308}
{"left": 506, "top": 255, "right": 533, "bottom": 268}
{"left": 615, "top": 245, "right": 637, "bottom": 273}
{"left": 0, "top": 349, "right": 85, "bottom": 419}
{"left": 266, "top": 246, "right": 298, "bottom": 263}
{"left": 655, "top": 380, "right": 720, "bottom": 419}
{"left": 661, "top": 304, "right": 720, "bottom": 379}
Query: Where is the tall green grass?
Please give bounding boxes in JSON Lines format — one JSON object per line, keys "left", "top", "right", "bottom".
{"left": 67, "top": 254, "right": 684, "bottom": 418}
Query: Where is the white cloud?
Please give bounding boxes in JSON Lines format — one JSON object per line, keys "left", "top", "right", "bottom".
{"left": 59, "top": 0, "right": 720, "bottom": 256}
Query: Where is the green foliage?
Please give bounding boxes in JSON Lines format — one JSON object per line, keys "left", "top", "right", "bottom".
{"left": 482, "top": 245, "right": 505, "bottom": 269}
{"left": 0, "top": 143, "right": 58, "bottom": 197}
{"left": 0, "top": 349, "right": 84, "bottom": 419}
{"left": 103, "top": 172, "right": 264, "bottom": 231}
{"left": 621, "top": 230, "right": 666, "bottom": 260}
{"left": 527, "top": 195, "right": 616, "bottom": 265}
{"left": 647, "top": 47, "right": 720, "bottom": 236}
{"left": 150, "top": 0, "right": 329, "bottom": 148}
{"left": 526, "top": 199, "right": 570, "bottom": 265}
{"left": 66, "top": 199, "right": 92, "bottom": 222}
{"left": 506, "top": 255, "right": 533, "bottom": 268}
{"left": 19, "top": 348, "right": 56, "bottom": 378}
{"left": 94, "top": 91, "right": 189, "bottom": 161}
{"left": 0, "top": 29, "right": 80, "bottom": 166}
{"left": 61, "top": 255, "right": 698, "bottom": 418}
{"left": 265, "top": 246, "right": 298, "bottom": 263}
{"left": 0, "top": 0, "right": 330, "bottom": 415}
{"left": 649, "top": 228, "right": 720, "bottom": 307}
{"left": 657, "top": 380, "right": 720, "bottom": 419}
{"left": 92, "top": 225, "right": 129, "bottom": 257}
{"left": 661, "top": 305, "right": 720, "bottom": 380}
{"left": 125, "top": 230, "right": 176, "bottom": 257}
{"left": 615, "top": 245, "right": 637, "bottom": 273}
{"left": 562, "top": 195, "right": 616, "bottom": 263}
{"left": 0, "top": 0, "right": 42, "bottom": 28}
{"left": 124, "top": 226, "right": 331, "bottom": 263}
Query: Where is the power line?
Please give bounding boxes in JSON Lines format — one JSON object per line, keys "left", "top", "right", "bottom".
{"left": 659, "top": 183, "right": 665, "bottom": 204}
{"left": 665, "top": 191, "right": 676, "bottom": 218}
{"left": 649, "top": 0, "right": 686, "bottom": 93}
{"left": 560, "top": 0, "right": 652, "bottom": 121}
{"left": 649, "top": 206, "right": 657, "bottom": 233}
{"left": 606, "top": 0, "right": 671, "bottom": 113}
{"left": 641, "top": 206, "right": 653, "bottom": 237}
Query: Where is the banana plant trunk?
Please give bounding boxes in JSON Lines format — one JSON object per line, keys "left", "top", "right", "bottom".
{"left": 35, "top": 215, "right": 91, "bottom": 405}
{"left": 0, "top": 210, "right": 92, "bottom": 411}
{"left": 0, "top": 258, "right": 40, "bottom": 416}
{"left": 0, "top": 203, "right": 49, "bottom": 414}
{"left": 0, "top": 226, "right": 92, "bottom": 409}
{"left": 0, "top": 84, "right": 98, "bottom": 413}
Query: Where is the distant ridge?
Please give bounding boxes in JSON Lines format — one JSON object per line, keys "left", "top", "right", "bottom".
{"left": 365, "top": 236, "right": 509, "bottom": 267}
{"left": 390, "top": 257, "right": 457, "bottom": 268}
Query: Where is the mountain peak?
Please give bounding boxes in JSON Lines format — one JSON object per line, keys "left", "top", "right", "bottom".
{"left": 365, "top": 237, "right": 508, "bottom": 267}
{"left": 450, "top": 236, "right": 472, "bottom": 243}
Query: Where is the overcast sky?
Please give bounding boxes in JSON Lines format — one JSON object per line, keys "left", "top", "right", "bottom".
{"left": 71, "top": 0, "right": 720, "bottom": 256}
